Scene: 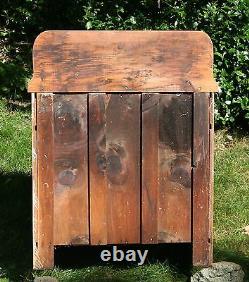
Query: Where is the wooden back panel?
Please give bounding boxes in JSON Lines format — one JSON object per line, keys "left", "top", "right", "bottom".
{"left": 28, "top": 31, "right": 218, "bottom": 93}
{"left": 31, "top": 31, "right": 215, "bottom": 268}
{"left": 35, "top": 92, "right": 195, "bottom": 247}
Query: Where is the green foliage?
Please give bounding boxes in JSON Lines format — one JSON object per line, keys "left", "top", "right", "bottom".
{"left": 0, "top": 63, "right": 29, "bottom": 100}
{"left": 1, "top": 0, "right": 248, "bottom": 129}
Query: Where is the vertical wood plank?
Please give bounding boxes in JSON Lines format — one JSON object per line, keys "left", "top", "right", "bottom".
{"left": 53, "top": 94, "right": 89, "bottom": 245}
{"left": 142, "top": 93, "right": 192, "bottom": 243}
{"left": 158, "top": 94, "right": 192, "bottom": 242}
{"left": 89, "top": 94, "right": 141, "bottom": 244}
{"left": 142, "top": 94, "right": 159, "bottom": 243}
{"left": 193, "top": 92, "right": 213, "bottom": 266}
{"left": 36, "top": 93, "right": 54, "bottom": 269}
{"left": 89, "top": 94, "right": 108, "bottom": 245}
{"left": 209, "top": 93, "right": 214, "bottom": 263}
{"left": 106, "top": 94, "right": 141, "bottom": 244}
{"left": 32, "top": 93, "right": 38, "bottom": 268}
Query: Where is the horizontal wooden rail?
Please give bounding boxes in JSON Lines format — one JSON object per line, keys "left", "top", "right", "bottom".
{"left": 28, "top": 31, "right": 218, "bottom": 93}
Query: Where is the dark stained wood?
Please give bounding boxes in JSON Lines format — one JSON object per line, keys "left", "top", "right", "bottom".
{"left": 106, "top": 94, "right": 141, "bottom": 243}
{"left": 31, "top": 30, "right": 217, "bottom": 268}
{"left": 192, "top": 92, "right": 213, "bottom": 266}
{"left": 142, "top": 93, "right": 192, "bottom": 243}
{"left": 209, "top": 93, "right": 214, "bottom": 263}
{"left": 35, "top": 93, "right": 54, "bottom": 269}
{"left": 158, "top": 94, "right": 192, "bottom": 242}
{"left": 53, "top": 94, "right": 89, "bottom": 245}
{"left": 89, "top": 94, "right": 141, "bottom": 244}
{"left": 28, "top": 31, "right": 218, "bottom": 93}
{"left": 142, "top": 94, "right": 159, "bottom": 243}
{"left": 89, "top": 94, "right": 108, "bottom": 245}
{"left": 32, "top": 93, "right": 38, "bottom": 268}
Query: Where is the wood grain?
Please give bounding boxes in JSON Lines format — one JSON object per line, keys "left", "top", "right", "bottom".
{"left": 31, "top": 30, "right": 217, "bottom": 268}
{"left": 28, "top": 31, "right": 218, "bottom": 93}
{"left": 35, "top": 93, "right": 54, "bottom": 269}
{"left": 89, "top": 94, "right": 141, "bottom": 244}
{"left": 32, "top": 93, "right": 38, "bottom": 268}
{"left": 192, "top": 92, "right": 213, "bottom": 266}
{"left": 209, "top": 93, "right": 214, "bottom": 263}
{"left": 89, "top": 94, "right": 108, "bottom": 245}
{"left": 142, "top": 94, "right": 159, "bottom": 243}
{"left": 158, "top": 94, "right": 192, "bottom": 243}
{"left": 53, "top": 94, "right": 89, "bottom": 246}
{"left": 142, "top": 93, "right": 192, "bottom": 243}
{"left": 106, "top": 94, "right": 141, "bottom": 243}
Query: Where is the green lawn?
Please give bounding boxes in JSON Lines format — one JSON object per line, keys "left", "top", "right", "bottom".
{"left": 0, "top": 99, "right": 248, "bottom": 281}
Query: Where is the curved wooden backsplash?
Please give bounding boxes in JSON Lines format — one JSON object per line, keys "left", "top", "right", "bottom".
{"left": 28, "top": 30, "right": 218, "bottom": 93}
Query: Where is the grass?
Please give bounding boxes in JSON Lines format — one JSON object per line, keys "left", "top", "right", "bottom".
{"left": 214, "top": 130, "right": 249, "bottom": 278}
{"left": 0, "top": 100, "right": 31, "bottom": 174}
{"left": 38, "top": 263, "right": 186, "bottom": 282}
{"left": 0, "top": 98, "right": 248, "bottom": 281}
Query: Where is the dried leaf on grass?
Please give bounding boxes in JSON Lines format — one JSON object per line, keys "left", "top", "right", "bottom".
{"left": 243, "top": 226, "right": 249, "bottom": 235}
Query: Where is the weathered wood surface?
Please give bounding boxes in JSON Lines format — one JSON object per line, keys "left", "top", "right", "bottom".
{"left": 192, "top": 92, "right": 213, "bottom": 265}
{"left": 142, "top": 94, "right": 159, "bottom": 243}
{"left": 33, "top": 92, "right": 214, "bottom": 267}
{"left": 158, "top": 94, "right": 192, "bottom": 242}
{"left": 53, "top": 94, "right": 89, "bottom": 245}
{"left": 209, "top": 93, "right": 214, "bottom": 263}
{"left": 106, "top": 94, "right": 141, "bottom": 243}
{"left": 28, "top": 31, "right": 218, "bottom": 93}
{"left": 35, "top": 93, "right": 54, "bottom": 269}
{"left": 89, "top": 93, "right": 141, "bottom": 244}
{"left": 142, "top": 93, "right": 192, "bottom": 243}
{"left": 31, "top": 29, "right": 216, "bottom": 270}
{"left": 89, "top": 94, "right": 108, "bottom": 245}
{"left": 32, "top": 93, "right": 38, "bottom": 268}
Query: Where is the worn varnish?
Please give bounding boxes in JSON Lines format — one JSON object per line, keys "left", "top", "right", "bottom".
{"left": 35, "top": 93, "right": 54, "bottom": 269}
{"left": 192, "top": 93, "right": 213, "bottom": 265}
{"left": 106, "top": 94, "right": 140, "bottom": 243}
{"left": 30, "top": 30, "right": 216, "bottom": 269}
{"left": 28, "top": 31, "right": 218, "bottom": 93}
{"left": 89, "top": 94, "right": 108, "bottom": 245}
{"left": 158, "top": 94, "right": 192, "bottom": 243}
{"left": 142, "top": 94, "right": 192, "bottom": 243}
{"left": 142, "top": 94, "right": 159, "bottom": 243}
{"left": 53, "top": 94, "right": 88, "bottom": 245}
{"left": 89, "top": 94, "right": 141, "bottom": 244}
{"left": 32, "top": 93, "right": 38, "bottom": 268}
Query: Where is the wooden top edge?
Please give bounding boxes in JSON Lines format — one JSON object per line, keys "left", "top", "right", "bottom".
{"left": 33, "top": 29, "right": 213, "bottom": 43}
{"left": 28, "top": 30, "right": 219, "bottom": 93}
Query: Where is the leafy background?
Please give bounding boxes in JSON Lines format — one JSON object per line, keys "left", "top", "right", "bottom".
{"left": 1, "top": 0, "right": 248, "bottom": 129}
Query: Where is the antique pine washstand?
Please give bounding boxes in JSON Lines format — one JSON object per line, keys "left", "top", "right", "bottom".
{"left": 28, "top": 30, "right": 218, "bottom": 269}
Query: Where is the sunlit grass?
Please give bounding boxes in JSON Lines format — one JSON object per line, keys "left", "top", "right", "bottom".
{"left": 0, "top": 100, "right": 31, "bottom": 174}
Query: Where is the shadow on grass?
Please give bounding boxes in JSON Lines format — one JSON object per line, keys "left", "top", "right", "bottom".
{"left": 0, "top": 172, "right": 193, "bottom": 280}
{"left": 0, "top": 172, "right": 32, "bottom": 281}
{"left": 5, "top": 100, "right": 31, "bottom": 113}
{"left": 214, "top": 246, "right": 249, "bottom": 280}
{"left": 1, "top": 171, "right": 248, "bottom": 281}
